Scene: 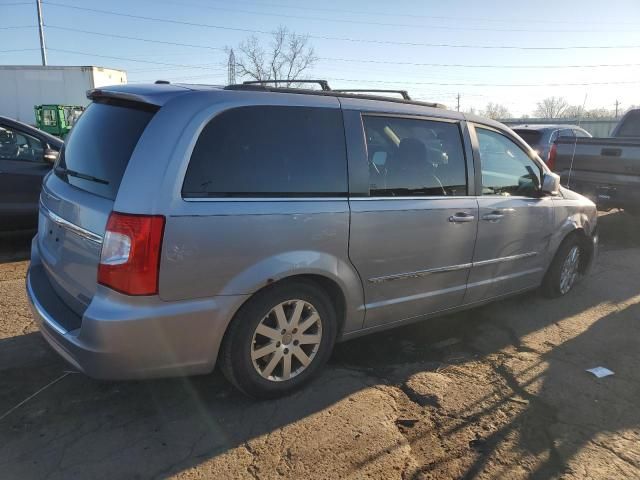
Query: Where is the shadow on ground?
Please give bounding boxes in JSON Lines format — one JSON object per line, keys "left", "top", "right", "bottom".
{"left": 0, "top": 231, "right": 33, "bottom": 264}
{"left": 1, "top": 211, "right": 639, "bottom": 478}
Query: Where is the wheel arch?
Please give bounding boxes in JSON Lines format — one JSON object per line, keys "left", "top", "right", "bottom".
{"left": 550, "top": 224, "right": 596, "bottom": 275}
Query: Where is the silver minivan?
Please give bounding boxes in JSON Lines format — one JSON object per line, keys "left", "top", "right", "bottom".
{"left": 27, "top": 82, "right": 598, "bottom": 398}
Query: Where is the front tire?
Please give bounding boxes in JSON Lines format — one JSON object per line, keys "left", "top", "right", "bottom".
{"left": 219, "top": 280, "right": 337, "bottom": 399}
{"left": 541, "top": 236, "right": 583, "bottom": 298}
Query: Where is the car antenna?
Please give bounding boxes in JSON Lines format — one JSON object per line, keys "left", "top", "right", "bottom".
{"left": 566, "top": 93, "right": 588, "bottom": 189}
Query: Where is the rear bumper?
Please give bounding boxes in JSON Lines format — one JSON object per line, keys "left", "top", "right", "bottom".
{"left": 27, "top": 247, "right": 248, "bottom": 380}
{"left": 561, "top": 177, "right": 640, "bottom": 211}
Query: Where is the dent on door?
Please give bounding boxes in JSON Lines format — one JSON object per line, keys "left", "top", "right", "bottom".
{"left": 464, "top": 197, "right": 554, "bottom": 303}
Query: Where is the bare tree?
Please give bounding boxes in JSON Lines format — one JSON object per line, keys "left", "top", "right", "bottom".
{"left": 562, "top": 105, "right": 615, "bottom": 119}
{"left": 585, "top": 107, "right": 615, "bottom": 119}
{"left": 534, "top": 97, "right": 569, "bottom": 119}
{"left": 561, "top": 105, "right": 586, "bottom": 119}
{"left": 481, "top": 102, "right": 511, "bottom": 120}
{"left": 228, "top": 26, "right": 317, "bottom": 86}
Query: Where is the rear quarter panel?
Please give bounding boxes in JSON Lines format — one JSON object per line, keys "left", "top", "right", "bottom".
{"left": 133, "top": 90, "right": 365, "bottom": 334}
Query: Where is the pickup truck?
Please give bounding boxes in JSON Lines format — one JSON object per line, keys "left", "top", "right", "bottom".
{"left": 552, "top": 109, "right": 640, "bottom": 214}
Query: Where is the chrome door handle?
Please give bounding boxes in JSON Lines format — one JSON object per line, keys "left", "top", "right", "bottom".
{"left": 449, "top": 213, "right": 475, "bottom": 223}
{"left": 482, "top": 213, "right": 504, "bottom": 221}
{"left": 482, "top": 208, "right": 515, "bottom": 222}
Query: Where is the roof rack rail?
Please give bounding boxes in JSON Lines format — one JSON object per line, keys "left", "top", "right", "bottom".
{"left": 332, "top": 89, "right": 411, "bottom": 100}
{"left": 224, "top": 83, "right": 446, "bottom": 109}
{"left": 241, "top": 79, "right": 331, "bottom": 91}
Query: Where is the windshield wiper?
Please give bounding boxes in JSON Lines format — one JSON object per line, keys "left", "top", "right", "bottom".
{"left": 55, "top": 166, "right": 109, "bottom": 185}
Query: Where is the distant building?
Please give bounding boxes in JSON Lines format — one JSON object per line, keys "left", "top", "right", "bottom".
{"left": 0, "top": 65, "right": 127, "bottom": 124}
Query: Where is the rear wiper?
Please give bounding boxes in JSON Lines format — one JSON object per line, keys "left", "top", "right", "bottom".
{"left": 55, "top": 166, "right": 109, "bottom": 185}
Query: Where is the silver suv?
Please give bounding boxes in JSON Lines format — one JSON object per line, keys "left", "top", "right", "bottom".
{"left": 27, "top": 82, "right": 598, "bottom": 398}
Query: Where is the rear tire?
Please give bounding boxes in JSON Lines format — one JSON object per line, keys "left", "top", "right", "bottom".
{"left": 219, "top": 280, "right": 337, "bottom": 399}
{"left": 541, "top": 236, "right": 583, "bottom": 298}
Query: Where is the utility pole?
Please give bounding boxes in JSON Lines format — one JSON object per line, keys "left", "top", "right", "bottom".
{"left": 36, "top": 0, "right": 47, "bottom": 66}
{"left": 227, "top": 49, "right": 236, "bottom": 85}
{"left": 456, "top": 93, "right": 460, "bottom": 112}
{"left": 615, "top": 99, "right": 620, "bottom": 118}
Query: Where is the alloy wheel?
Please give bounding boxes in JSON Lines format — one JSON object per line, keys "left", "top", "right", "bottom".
{"left": 250, "top": 299, "right": 323, "bottom": 382}
{"left": 559, "top": 245, "right": 580, "bottom": 294}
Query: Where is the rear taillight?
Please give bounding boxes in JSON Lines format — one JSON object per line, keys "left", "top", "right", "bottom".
{"left": 98, "top": 212, "right": 165, "bottom": 295}
{"left": 547, "top": 143, "right": 557, "bottom": 171}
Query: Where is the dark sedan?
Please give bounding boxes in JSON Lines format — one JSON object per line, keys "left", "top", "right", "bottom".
{"left": 0, "top": 116, "right": 63, "bottom": 232}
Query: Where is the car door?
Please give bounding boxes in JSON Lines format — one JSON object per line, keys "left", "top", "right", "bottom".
{"left": 0, "top": 124, "right": 51, "bottom": 231}
{"left": 346, "top": 111, "right": 478, "bottom": 328}
{"left": 465, "top": 124, "right": 554, "bottom": 303}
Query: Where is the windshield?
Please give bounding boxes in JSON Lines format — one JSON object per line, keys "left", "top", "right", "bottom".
{"left": 55, "top": 102, "right": 155, "bottom": 200}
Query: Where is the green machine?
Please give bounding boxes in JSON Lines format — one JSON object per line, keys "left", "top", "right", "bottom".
{"left": 34, "top": 105, "right": 85, "bottom": 139}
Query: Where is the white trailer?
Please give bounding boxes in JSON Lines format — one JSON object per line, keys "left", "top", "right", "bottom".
{"left": 0, "top": 65, "right": 127, "bottom": 125}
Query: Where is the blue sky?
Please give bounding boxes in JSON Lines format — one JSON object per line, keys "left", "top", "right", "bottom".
{"left": 2, "top": 0, "right": 640, "bottom": 115}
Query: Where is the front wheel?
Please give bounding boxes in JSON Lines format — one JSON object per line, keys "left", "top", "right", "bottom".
{"left": 541, "top": 237, "right": 583, "bottom": 298}
{"left": 219, "top": 280, "right": 337, "bottom": 398}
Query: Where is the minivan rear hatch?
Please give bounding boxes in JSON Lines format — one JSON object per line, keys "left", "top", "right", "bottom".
{"left": 38, "top": 99, "right": 157, "bottom": 318}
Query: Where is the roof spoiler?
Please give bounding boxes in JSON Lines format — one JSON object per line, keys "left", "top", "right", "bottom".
{"left": 87, "top": 88, "right": 163, "bottom": 108}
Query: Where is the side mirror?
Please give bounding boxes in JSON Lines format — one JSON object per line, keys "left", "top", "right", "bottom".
{"left": 542, "top": 172, "right": 560, "bottom": 195}
{"left": 43, "top": 147, "right": 59, "bottom": 164}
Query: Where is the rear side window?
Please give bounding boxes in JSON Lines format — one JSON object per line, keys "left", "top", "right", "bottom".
{"left": 55, "top": 102, "right": 155, "bottom": 200}
{"left": 183, "top": 106, "right": 347, "bottom": 197}
{"left": 362, "top": 115, "right": 467, "bottom": 196}
{"left": 513, "top": 129, "right": 542, "bottom": 148}
{"left": 559, "top": 129, "right": 575, "bottom": 138}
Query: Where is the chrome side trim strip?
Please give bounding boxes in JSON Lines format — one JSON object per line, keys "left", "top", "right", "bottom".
{"left": 365, "top": 283, "right": 467, "bottom": 310}
{"left": 40, "top": 201, "right": 103, "bottom": 245}
{"left": 27, "top": 273, "right": 68, "bottom": 335}
{"left": 182, "top": 196, "right": 478, "bottom": 202}
{"left": 472, "top": 251, "right": 538, "bottom": 267}
{"left": 183, "top": 197, "right": 349, "bottom": 202}
{"left": 368, "top": 252, "right": 538, "bottom": 284}
{"left": 368, "top": 263, "right": 473, "bottom": 283}
{"left": 465, "top": 267, "right": 543, "bottom": 289}
{"left": 351, "top": 196, "right": 473, "bottom": 201}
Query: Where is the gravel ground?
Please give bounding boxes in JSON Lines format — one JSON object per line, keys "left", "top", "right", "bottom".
{"left": 1, "top": 211, "right": 639, "bottom": 479}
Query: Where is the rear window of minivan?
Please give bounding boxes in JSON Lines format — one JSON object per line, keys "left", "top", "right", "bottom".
{"left": 513, "top": 129, "right": 543, "bottom": 148}
{"left": 182, "top": 106, "right": 347, "bottom": 197}
{"left": 54, "top": 102, "right": 155, "bottom": 200}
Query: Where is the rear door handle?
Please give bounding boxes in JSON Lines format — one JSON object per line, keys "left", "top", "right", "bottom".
{"left": 449, "top": 212, "right": 475, "bottom": 223}
{"left": 601, "top": 148, "right": 622, "bottom": 157}
{"left": 482, "top": 213, "right": 504, "bottom": 221}
{"left": 482, "top": 208, "right": 515, "bottom": 222}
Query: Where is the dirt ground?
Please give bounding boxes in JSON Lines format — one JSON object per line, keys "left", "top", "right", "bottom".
{"left": 1, "top": 211, "right": 640, "bottom": 480}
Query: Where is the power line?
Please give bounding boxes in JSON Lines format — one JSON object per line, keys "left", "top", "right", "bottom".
{"left": 326, "top": 77, "right": 640, "bottom": 88}
{"left": 47, "top": 48, "right": 229, "bottom": 70}
{"left": 0, "top": 48, "right": 40, "bottom": 53}
{"left": 0, "top": 25, "right": 36, "bottom": 30}
{"left": 42, "top": 2, "right": 640, "bottom": 51}
{"left": 154, "top": 0, "right": 639, "bottom": 26}
{"left": 145, "top": 0, "right": 636, "bottom": 33}
{"left": 127, "top": 64, "right": 225, "bottom": 73}
{"left": 127, "top": 69, "right": 640, "bottom": 88}
{"left": 319, "top": 57, "right": 640, "bottom": 70}
{"left": 44, "top": 25, "right": 640, "bottom": 70}
{"left": 45, "top": 25, "right": 227, "bottom": 51}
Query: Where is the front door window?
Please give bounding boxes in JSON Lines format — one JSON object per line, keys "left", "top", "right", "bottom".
{"left": 476, "top": 127, "right": 541, "bottom": 197}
